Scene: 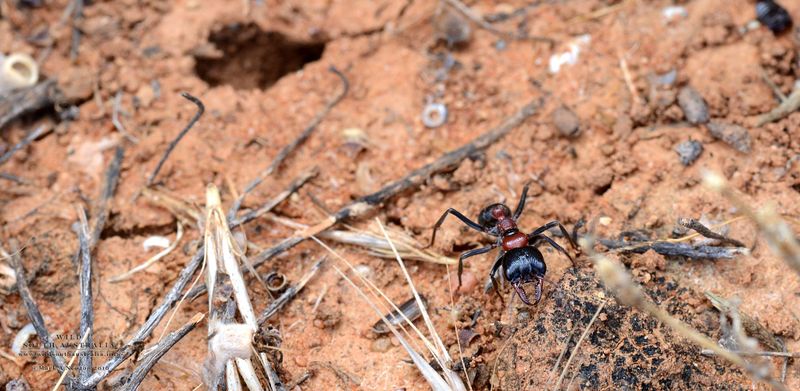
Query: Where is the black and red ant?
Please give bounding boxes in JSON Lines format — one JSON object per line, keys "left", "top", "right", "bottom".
{"left": 429, "top": 185, "right": 580, "bottom": 305}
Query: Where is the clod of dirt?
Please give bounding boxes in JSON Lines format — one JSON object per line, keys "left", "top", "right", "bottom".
{"left": 677, "top": 86, "right": 710, "bottom": 125}
{"left": 194, "top": 23, "right": 325, "bottom": 90}
{"left": 756, "top": 0, "right": 793, "bottom": 34}
{"left": 707, "top": 122, "right": 752, "bottom": 153}
{"left": 674, "top": 140, "right": 704, "bottom": 166}
{"left": 313, "top": 306, "right": 343, "bottom": 329}
{"left": 451, "top": 270, "right": 478, "bottom": 294}
{"left": 551, "top": 106, "right": 581, "bottom": 137}
{"left": 370, "top": 337, "right": 392, "bottom": 353}
{"left": 490, "top": 269, "right": 751, "bottom": 389}
{"left": 434, "top": 8, "right": 471, "bottom": 47}
{"left": 57, "top": 66, "right": 94, "bottom": 102}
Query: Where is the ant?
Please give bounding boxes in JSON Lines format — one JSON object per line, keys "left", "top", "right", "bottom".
{"left": 428, "top": 185, "right": 580, "bottom": 305}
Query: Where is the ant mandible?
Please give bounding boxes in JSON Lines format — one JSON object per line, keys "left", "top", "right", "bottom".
{"left": 428, "top": 185, "right": 580, "bottom": 305}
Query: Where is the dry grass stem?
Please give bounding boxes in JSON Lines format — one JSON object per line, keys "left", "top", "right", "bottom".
{"left": 703, "top": 171, "right": 800, "bottom": 277}
{"left": 51, "top": 327, "right": 90, "bottom": 391}
{"left": 552, "top": 302, "right": 605, "bottom": 391}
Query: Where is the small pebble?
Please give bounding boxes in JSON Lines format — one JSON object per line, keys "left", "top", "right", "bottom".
{"left": 674, "top": 140, "right": 703, "bottom": 166}
{"left": 677, "top": 86, "right": 709, "bottom": 125}
{"left": 450, "top": 270, "right": 478, "bottom": 294}
{"left": 58, "top": 66, "right": 94, "bottom": 102}
{"left": 370, "top": 337, "right": 392, "bottom": 353}
{"left": 551, "top": 106, "right": 581, "bottom": 137}
{"left": 756, "top": 0, "right": 792, "bottom": 34}
{"left": 435, "top": 9, "right": 471, "bottom": 47}
{"left": 517, "top": 310, "right": 531, "bottom": 323}
{"left": 5, "top": 378, "right": 31, "bottom": 391}
{"left": 653, "top": 69, "right": 677, "bottom": 86}
{"left": 707, "top": 122, "right": 752, "bottom": 153}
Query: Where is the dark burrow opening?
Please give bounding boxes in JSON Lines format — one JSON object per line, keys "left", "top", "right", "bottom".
{"left": 194, "top": 23, "right": 326, "bottom": 90}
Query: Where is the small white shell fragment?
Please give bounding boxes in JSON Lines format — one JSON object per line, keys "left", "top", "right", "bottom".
{"left": 12, "top": 323, "right": 36, "bottom": 355}
{"left": 598, "top": 216, "right": 613, "bottom": 226}
{"left": 548, "top": 35, "right": 591, "bottom": 74}
{"left": 662, "top": 6, "right": 688, "bottom": 22}
{"left": 354, "top": 264, "right": 372, "bottom": 279}
{"left": 143, "top": 235, "right": 171, "bottom": 251}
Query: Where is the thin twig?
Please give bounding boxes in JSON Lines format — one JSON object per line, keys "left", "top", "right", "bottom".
{"left": 52, "top": 327, "right": 90, "bottom": 391}
{"left": 76, "top": 206, "right": 94, "bottom": 384}
{"left": 705, "top": 291, "right": 783, "bottom": 352}
{"left": 599, "top": 239, "right": 747, "bottom": 259}
{"left": 0, "top": 172, "right": 28, "bottom": 184}
{"left": 108, "top": 222, "right": 184, "bottom": 283}
{"left": 443, "top": 0, "right": 553, "bottom": 43}
{"left": 146, "top": 93, "right": 205, "bottom": 186}
{"left": 82, "top": 249, "right": 205, "bottom": 388}
{"left": 120, "top": 313, "right": 204, "bottom": 391}
{"left": 265, "top": 66, "right": 349, "bottom": 175}
{"left": 229, "top": 166, "right": 319, "bottom": 226}
{"left": 553, "top": 302, "right": 605, "bottom": 391}
{"left": 0, "top": 80, "right": 58, "bottom": 131}
{"left": 547, "top": 325, "right": 577, "bottom": 383}
{"left": 704, "top": 172, "right": 800, "bottom": 277}
{"left": 700, "top": 350, "right": 800, "bottom": 358}
{"left": 756, "top": 86, "right": 800, "bottom": 126}
{"left": 9, "top": 243, "right": 73, "bottom": 386}
{"left": 376, "top": 219, "right": 466, "bottom": 390}
{"left": 0, "top": 125, "right": 51, "bottom": 167}
{"left": 678, "top": 218, "right": 745, "bottom": 247}
{"left": 760, "top": 68, "right": 787, "bottom": 103}
{"left": 91, "top": 146, "right": 124, "bottom": 248}
{"left": 112, "top": 91, "right": 140, "bottom": 144}
{"left": 257, "top": 257, "right": 324, "bottom": 325}
{"left": 70, "top": 0, "right": 84, "bottom": 61}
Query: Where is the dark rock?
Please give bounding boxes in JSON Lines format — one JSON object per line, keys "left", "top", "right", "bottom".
{"left": 707, "top": 122, "right": 752, "bottom": 153}
{"left": 677, "top": 86, "right": 709, "bottom": 125}
{"left": 757, "top": 1, "right": 792, "bottom": 34}
{"left": 674, "top": 140, "right": 703, "bottom": 166}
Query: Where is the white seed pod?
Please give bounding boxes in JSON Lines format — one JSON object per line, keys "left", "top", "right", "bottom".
{"left": 203, "top": 322, "right": 254, "bottom": 388}
{"left": 0, "top": 53, "right": 39, "bottom": 94}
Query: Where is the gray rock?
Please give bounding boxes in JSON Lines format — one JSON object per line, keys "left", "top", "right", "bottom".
{"left": 552, "top": 106, "right": 580, "bottom": 137}
{"left": 707, "top": 122, "right": 752, "bottom": 153}
{"left": 674, "top": 140, "right": 704, "bottom": 166}
{"left": 678, "top": 86, "right": 710, "bottom": 125}
{"left": 6, "top": 378, "right": 31, "bottom": 391}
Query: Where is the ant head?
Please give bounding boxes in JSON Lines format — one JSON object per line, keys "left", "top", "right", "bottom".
{"left": 478, "top": 203, "right": 511, "bottom": 232}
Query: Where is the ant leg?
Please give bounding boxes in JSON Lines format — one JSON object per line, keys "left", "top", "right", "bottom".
{"left": 489, "top": 256, "right": 505, "bottom": 305}
{"left": 529, "top": 220, "right": 581, "bottom": 253}
{"left": 428, "top": 208, "right": 484, "bottom": 248}
{"left": 530, "top": 234, "right": 576, "bottom": 268}
{"left": 457, "top": 244, "right": 497, "bottom": 288}
{"left": 513, "top": 185, "right": 530, "bottom": 220}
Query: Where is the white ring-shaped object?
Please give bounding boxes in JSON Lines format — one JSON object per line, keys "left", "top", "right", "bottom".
{"left": 422, "top": 102, "right": 448, "bottom": 128}
{"left": 0, "top": 53, "right": 39, "bottom": 93}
